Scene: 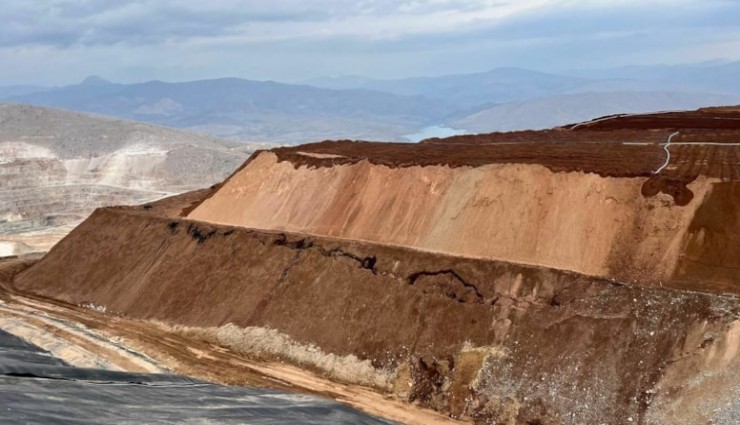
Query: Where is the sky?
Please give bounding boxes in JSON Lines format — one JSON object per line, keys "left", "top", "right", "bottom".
{"left": 1, "top": 0, "right": 739, "bottom": 85}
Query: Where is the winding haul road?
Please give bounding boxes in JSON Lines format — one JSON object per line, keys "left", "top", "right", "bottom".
{"left": 654, "top": 131, "right": 681, "bottom": 174}
{"left": 652, "top": 131, "right": 740, "bottom": 174}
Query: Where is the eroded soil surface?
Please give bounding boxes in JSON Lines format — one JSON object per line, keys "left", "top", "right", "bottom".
{"left": 271, "top": 107, "right": 740, "bottom": 179}
{"left": 11, "top": 198, "right": 740, "bottom": 424}
{"left": 0, "top": 257, "right": 460, "bottom": 425}
{"left": 6, "top": 107, "right": 740, "bottom": 424}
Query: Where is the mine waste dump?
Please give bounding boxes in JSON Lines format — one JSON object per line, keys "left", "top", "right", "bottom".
{"left": 3, "top": 106, "right": 740, "bottom": 424}
{"left": 0, "top": 103, "right": 265, "bottom": 255}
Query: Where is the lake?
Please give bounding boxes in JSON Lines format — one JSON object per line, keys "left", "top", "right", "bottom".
{"left": 403, "top": 125, "right": 464, "bottom": 142}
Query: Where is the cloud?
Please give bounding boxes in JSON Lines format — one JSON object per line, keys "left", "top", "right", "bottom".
{"left": 0, "top": 1, "right": 589, "bottom": 47}
{"left": 0, "top": 0, "right": 739, "bottom": 84}
{"left": 1, "top": 1, "right": 339, "bottom": 47}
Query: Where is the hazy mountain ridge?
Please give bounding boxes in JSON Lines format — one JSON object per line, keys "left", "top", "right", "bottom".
{"left": 306, "top": 67, "right": 588, "bottom": 107}
{"left": 564, "top": 61, "right": 740, "bottom": 85}
{"left": 4, "top": 78, "right": 456, "bottom": 144}
{"left": 0, "top": 85, "right": 53, "bottom": 99}
{"left": 307, "top": 62, "right": 740, "bottom": 103}
{"left": 2, "top": 61, "right": 739, "bottom": 143}
{"left": 451, "top": 91, "right": 740, "bottom": 133}
{"left": 307, "top": 62, "right": 740, "bottom": 134}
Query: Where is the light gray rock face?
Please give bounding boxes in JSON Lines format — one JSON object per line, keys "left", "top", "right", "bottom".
{"left": 0, "top": 103, "right": 269, "bottom": 253}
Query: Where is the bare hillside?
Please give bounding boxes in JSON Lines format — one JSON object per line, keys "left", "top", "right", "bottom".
{"left": 14, "top": 106, "right": 740, "bottom": 424}
{"left": 0, "top": 103, "right": 271, "bottom": 254}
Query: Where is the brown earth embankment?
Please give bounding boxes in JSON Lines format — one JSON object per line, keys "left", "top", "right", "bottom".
{"left": 12, "top": 204, "right": 740, "bottom": 424}
{"left": 188, "top": 150, "right": 740, "bottom": 293}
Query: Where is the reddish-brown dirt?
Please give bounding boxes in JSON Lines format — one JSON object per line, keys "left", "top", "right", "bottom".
{"left": 0, "top": 257, "right": 458, "bottom": 425}
{"left": 565, "top": 107, "right": 740, "bottom": 131}
{"left": 269, "top": 106, "right": 740, "bottom": 180}
{"left": 11, "top": 194, "right": 740, "bottom": 424}
{"left": 272, "top": 139, "right": 668, "bottom": 177}
{"left": 672, "top": 181, "right": 740, "bottom": 293}
{"left": 422, "top": 128, "right": 670, "bottom": 145}
{"left": 182, "top": 107, "right": 740, "bottom": 295}
{"left": 9, "top": 107, "right": 740, "bottom": 424}
{"left": 280, "top": 137, "right": 739, "bottom": 178}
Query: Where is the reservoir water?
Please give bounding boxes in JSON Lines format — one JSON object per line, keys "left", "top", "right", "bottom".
{"left": 403, "top": 125, "right": 464, "bottom": 142}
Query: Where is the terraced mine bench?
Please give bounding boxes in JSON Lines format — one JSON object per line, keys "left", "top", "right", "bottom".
{"left": 9, "top": 107, "right": 740, "bottom": 424}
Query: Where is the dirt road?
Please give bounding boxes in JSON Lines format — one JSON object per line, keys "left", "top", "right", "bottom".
{"left": 0, "top": 257, "right": 462, "bottom": 425}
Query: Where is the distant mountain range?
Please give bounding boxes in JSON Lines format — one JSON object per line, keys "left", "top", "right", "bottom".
{"left": 452, "top": 91, "right": 740, "bottom": 133}
{"left": 0, "top": 85, "right": 51, "bottom": 99}
{"left": 3, "top": 61, "right": 740, "bottom": 143}
{"left": 305, "top": 67, "right": 587, "bottom": 107}
{"left": 307, "top": 62, "right": 740, "bottom": 105}
{"left": 2, "top": 77, "right": 454, "bottom": 144}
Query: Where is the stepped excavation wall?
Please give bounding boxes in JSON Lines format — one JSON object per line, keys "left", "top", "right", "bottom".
{"left": 11, "top": 110, "right": 740, "bottom": 423}
{"left": 11, "top": 205, "right": 740, "bottom": 424}
{"left": 188, "top": 152, "right": 730, "bottom": 291}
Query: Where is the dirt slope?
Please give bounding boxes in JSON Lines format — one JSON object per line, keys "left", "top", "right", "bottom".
{"left": 188, "top": 108, "right": 740, "bottom": 293}
{"left": 13, "top": 198, "right": 740, "bottom": 424}
{"left": 10, "top": 107, "right": 740, "bottom": 424}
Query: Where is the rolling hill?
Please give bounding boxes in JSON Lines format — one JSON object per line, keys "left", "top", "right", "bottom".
{"left": 5, "top": 77, "right": 455, "bottom": 144}
{"left": 450, "top": 91, "right": 740, "bottom": 133}
{"left": 0, "top": 103, "right": 268, "bottom": 254}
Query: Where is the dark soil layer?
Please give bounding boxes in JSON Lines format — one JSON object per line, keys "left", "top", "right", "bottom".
{"left": 13, "top": 198, "right": 739, "bottom": 424}
{"left": 673, "top": 181, "right": 740, "bottom": 292}
{"left": 566, "top": 107, "right": 740, "bottom": 131}
{"left": 273, "top": 140, "right": 668, "bottom": 177}
{"left": 10, "top": 108, "right": 740, "bottom": 424}
{"left": 271, "top": 107, "right": 740, "bottom": 180}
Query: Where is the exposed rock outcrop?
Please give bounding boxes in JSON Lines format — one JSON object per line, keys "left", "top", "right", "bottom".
{"left": 0, "top": 103, "right": 269, "bottom": 253}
